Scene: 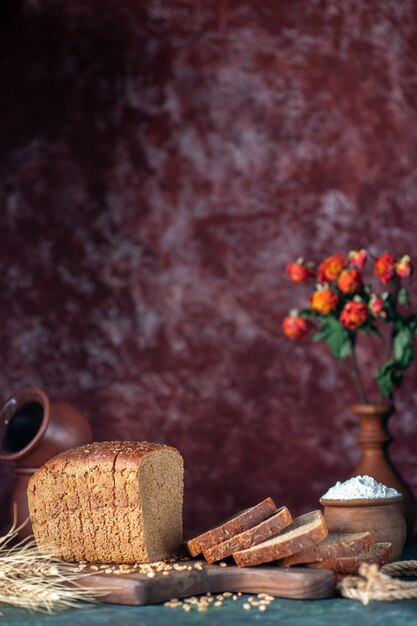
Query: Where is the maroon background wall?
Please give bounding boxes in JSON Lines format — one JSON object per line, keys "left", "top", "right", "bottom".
{"left": 1, "top": 0, "right": 417, "bottom": 537}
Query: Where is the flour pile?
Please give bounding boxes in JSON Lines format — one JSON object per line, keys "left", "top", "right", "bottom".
{"left": 321, "top": 475, "right": 401, "bottom": 500}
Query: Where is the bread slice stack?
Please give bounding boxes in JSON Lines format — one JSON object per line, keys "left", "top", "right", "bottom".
{"left": 276, "top": 532, "right": 393, "bottom": 575}
{"left": 186, "top": 501, "right": 329, "bottom": 567}
{"left": 186, "top": 499, "right": 394, "bottom": 574}
{"left": 203, "top": 506, "right": 293, "bottom": 564}
{"left": 278, "top": 532, "right": 373, "bottom": 567}
{"left": 233, "top": 510, "right": 327, "bottom": 567}
{"left": 185, "top": 497, "right": 278, "bottom": 557}
{"left": 306, "top": 542, "right": 393, "bottom": 575}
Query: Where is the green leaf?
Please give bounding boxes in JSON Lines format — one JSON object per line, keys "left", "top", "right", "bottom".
{"left": 339, "top": 340, "right": 352, "bottom": 359}
{"left": 325, "top": 320, "right": 351, "bottom": 360}
{"left": 376, "top": 348, "right": 410, "bottom": 398}
{"left": 408, "top": 315, "right": 417, "bottom": 332}
{"left": 312, "top": 327, "right": 329, "bottom": 342}
{"left": 392, "top": 370, "right": 404, "bottom": 387}
{"left": 382, "top": 295, "right": 395, "bottom": 321}
{"left": 298, "top": 308, "right": 312, "bottom": 319}
{"left": 394, "top": 326, "right": 414, "bottom": 369}
{"left": 377, "top": 359, "right": 395, "bottom": 398}
{"left": 361, "top": 324, "right": 382, "bottom": 336}
{"left": 398, "top": 287, "right": 410, "bottom": 307}
{"left": 368, "top": 324, "right": 383, "bottom": 338}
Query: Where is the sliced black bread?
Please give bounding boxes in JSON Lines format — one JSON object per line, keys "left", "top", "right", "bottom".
{"left": 278, "top": 532, "right": 372, "bottom": 567}
{"left": 185, "top": 497, "right": 277, "bottom": 557}
{"left": 203, "top": 506, "right": 293, "bottom": 563}
{"left": 308, "top": 542, "right": 392, "bottom": 575}
{"left": 233, "top": 510, "right": 328, "bottom": 567}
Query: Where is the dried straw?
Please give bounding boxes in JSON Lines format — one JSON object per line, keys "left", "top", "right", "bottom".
{"left": 0, "top": 515, "right": 99, "bottom": 613}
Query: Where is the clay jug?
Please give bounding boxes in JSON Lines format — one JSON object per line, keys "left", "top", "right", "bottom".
{"left": 0, "top": 387, "right": 93, "bottom": 537}
{"left": 351, "top": 403, "right": 416, "bottom": 539}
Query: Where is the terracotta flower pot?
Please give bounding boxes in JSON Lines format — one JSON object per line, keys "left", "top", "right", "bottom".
{"left": 0, "top": 387, "right": 93, "bottom": 537}
{"left": 351, "top": 403, "right": 416, "bottom": 539}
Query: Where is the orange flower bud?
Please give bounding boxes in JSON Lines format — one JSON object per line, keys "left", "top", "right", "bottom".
{"left": 282, "top": 315, "right": 309, "bottom": 340}
{"left": 286, "top": 261, "right": 314, "bottom": 283}
{"left": 396, "top": 255, "right": 413, "bottom": 278}
{"left": 317, "top": 254, "right": 347, "bottom": 283}
{"left": 340, "top": 301, "right": 368, "bottom": 329}
{"left": 337, "top": 268, "right": 362, "bottom": 294}
{"left": 348, "top": 249, "right": 367, "bottom": 270}
{"left": 374, "top": 253, "right": 396, "bottom": 284}
{"left": 310, "top": 289, "right": 339, "bottom": 315}
{"left": 369, "top": 295, "right": 386, "bottom": 319}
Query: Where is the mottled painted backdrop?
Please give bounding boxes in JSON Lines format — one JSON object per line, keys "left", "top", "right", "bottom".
{"left": 1, "top": 0, "right": 417, "bottom": 536}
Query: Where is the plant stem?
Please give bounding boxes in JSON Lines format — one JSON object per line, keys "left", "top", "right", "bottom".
{"left": 350, "top": 337, "right": 368, "bottom": 404}
{"left": 387, "top": 281, "right": 400, "bottom": 361}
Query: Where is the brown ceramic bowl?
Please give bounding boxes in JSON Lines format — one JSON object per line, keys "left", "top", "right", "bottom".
{"left": 319, "top": 496, "right": 406, "bottom": 561}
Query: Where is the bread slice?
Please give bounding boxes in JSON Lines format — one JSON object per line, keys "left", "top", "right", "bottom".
{"left": 28, "top": 441, "right": 184, "bottom": 563}
{"left": 278, "top": 532, "right": 372, "bottom": 567}
{"left": 233, "top": 510, "right": 328, "bottom": 567}
{"left": 308, "top": 542, "right": 392, "bottom": 575}
{"left": 203, "top": 506, "right": 293, "bottom": 563}
{"left": 185, "top": 498, "right": 277, "bottom": 557}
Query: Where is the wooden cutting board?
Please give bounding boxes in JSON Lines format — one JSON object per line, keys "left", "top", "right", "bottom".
{"left": 78, "top": 563, "right": 335, "bottom": 605}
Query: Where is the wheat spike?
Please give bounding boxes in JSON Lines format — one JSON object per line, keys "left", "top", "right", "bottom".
{"left": 0, "top": 514, "right": 100, "bottom": 613}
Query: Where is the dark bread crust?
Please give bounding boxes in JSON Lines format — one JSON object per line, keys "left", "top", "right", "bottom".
{"left": 278, "top": 532, "right": 372, "bottom": 567}
{"left": 40, "top": 441, "right": 179, "bottom": 472}
{"left": 203, "top": 506, "right": 293, "bottom": 564}
{"left": 233, "top": 510, "right": 328, "bottom": 567}
{"left": 185, "top": 498, "right": 277, "bottom": 557}
{"left": 308, "top": 542, "right": 392, "bottom": 575}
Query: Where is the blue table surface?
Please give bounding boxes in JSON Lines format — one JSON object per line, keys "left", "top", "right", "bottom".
{"left": 2, "top": 548, "right": 417, "bottom": 626}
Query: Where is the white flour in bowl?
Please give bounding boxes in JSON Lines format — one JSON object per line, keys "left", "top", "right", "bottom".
{"left": 321, "top": 475, "right": 401, "bottom": 500}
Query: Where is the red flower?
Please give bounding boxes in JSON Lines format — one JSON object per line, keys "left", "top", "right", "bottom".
{"left": 337, "top": 269, "right": 363, "bottom": 294}
{"left": 317, "top": 254, "right": 347, "bottom": 283}
{"left": 286, "top": 261, "right": 314, "bottom": 283}
{"left": 374, "top": 253, "right": 396, "bottom": 284}
{"left": 349, "top": 249, "right": 367, "bottom": 270}
{"left": 340, "top": 301, "right": 368, "bottom": 329}
{"left": 369, "top": 295, "right": 387, "bottom": 319}
{"left": 282, "top": 315, "right": 309, "bottom": 340}
{"left": 310, "top": 289, "right": 339, "bottom": 315}
{"left": 396, "top": 255, "right": 413, "bottom": 278}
